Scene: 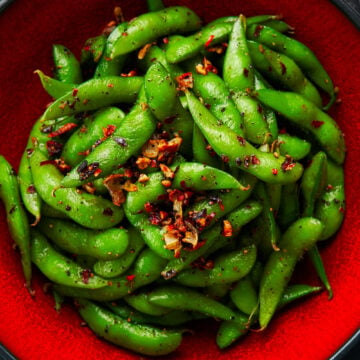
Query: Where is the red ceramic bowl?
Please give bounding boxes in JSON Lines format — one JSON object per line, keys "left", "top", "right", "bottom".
{"left": 0, "top": 1, "right": 359, "bottom": 359}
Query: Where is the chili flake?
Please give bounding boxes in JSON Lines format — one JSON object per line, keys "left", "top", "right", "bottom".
{"left": 311, "top": 120, "right": 325, "bottom": 128}
{"left": 47, "top": 123, "right": 78, "bottom": 138}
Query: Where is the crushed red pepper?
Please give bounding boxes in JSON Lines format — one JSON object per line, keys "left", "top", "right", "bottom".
{"left": 47, "top": 123, "right": 78, "bottom": 138}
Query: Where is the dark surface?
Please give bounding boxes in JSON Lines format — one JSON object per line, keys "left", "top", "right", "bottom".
{"left": 331, "top": 0, "right": 360, "bottom": 28}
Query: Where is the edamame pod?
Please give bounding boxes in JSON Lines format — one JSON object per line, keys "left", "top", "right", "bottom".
{"left": 77, "top": 298, "right": 183, "bottom": 356}
{"left": 38, "top": 218, "right": 129, "bottom": 260}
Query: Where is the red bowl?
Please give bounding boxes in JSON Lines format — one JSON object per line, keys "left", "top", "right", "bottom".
{"left": 0, "top": 0, "right": 359, "bottom": 359}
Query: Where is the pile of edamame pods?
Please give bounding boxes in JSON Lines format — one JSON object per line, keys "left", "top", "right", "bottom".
{"left": 0, "top": 0, "right": 346, "bottom": 356}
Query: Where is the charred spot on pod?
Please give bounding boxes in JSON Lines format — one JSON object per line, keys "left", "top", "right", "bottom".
{"left": 77, "top": 161, "right": 100, "bottom": 180}
{"left": 103, "top": 208, "right": 114, "bottom": 216}
{"left": 113, "top": 137, "right": 128, "bottom": 147}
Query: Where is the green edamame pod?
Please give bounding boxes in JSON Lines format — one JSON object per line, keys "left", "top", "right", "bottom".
{"left": 315, "top": 160, "right": 345, "bottom": 241}
{"left": 216, "top": 312, "right": 250, "bottom": 349}
{"left": 42, "top": 76, "right": 143, "bottom": 120}
{"left": 253, "top": 72, "right": 278, "bottom": 140}
{"left": 247, "top": 24, "right": 336, "bottom": 108}
{"left": 53, "top": 44, "right": 83, "bottom": 84}
{"left": 184, "top": 59, "right": 245, "bottom": 137}
{"left": 253, "top": 181, "right": 279, "bottom": 251}
{"left": 107, "top": 301, "right": 195, "bottom": 326}
{"left": 54, "top": 248, "right": 167, "bottom": 301}
{"left": 186, "top": 91, "right": 303, "bottom": 184}
{"left": 29, "top": 148, "right": 124, "bottom": 229}
{"left": 35, "top": 70, "right": 75, "bottom": 99}
{"left": 203, "top": 283, "right": 232, "bottom": 300}
{"left": 77, "top": 298, "right": 183, "bottom": 356}
{"left": 0, "top": 155, "right": 32, "bottom": 289}
{"left": 80, "top": 34, "right": 106, "bottom": 78}
{"left": 277, "top": 284, "right": 323, "bottom": 309}
{"left": 38, "top": 218, "right": 129, "bottom": 260}
{"left": 94, "top": 23, "right": 128, "bottom": 78}
{"left": 61, "top": 106, "right": 126, "bottom": 167}
{"left": 110, "top": 6, "right": 202, "bottom": 58}
{"left": 223, "top": 15, "right": 253, "bottom": 91}
{"left": 30, "top": 229, "right": 107, "bottom": 289}
{"left": 148, "top": 285, "right": 236, "bottom": 321}
{"left": 18, "top": 114, "right": 82, "bottom": 222}
{"left": 18, "top": 152, "right": 41, "bottom": 225}
{"left": 222, "top": 17, "right": 270, "bottom": 144}
{"left": 192, "top": 124, "right": 222, "bottom": 168}
{"left": 165, "top": 19, "right": 233, "bottom": 64}
{"left": 301, "top": 151, "right": 328, "bottom": 217}
{"left": 124, "top": 291, "right": 171, "bottom": 316}
{"left": 253, "top": 89, "right": 345, "bottom": 164}
{"left": 259, "top": 217, "right": 324, "bottom": 328}
{"left": 230, "top": 276, "right": 258, "bottom": 316}
{"left": 175, "top": 245, "right": 257, "bottom": 287}
{"left": 93, "top": 227, "right": 145, "bottom": 278}
{"left": 277, "top": 182, "right": 300, "bottom": 230}
{"left": 144, "top": 62, "right": 178, "bottom": 121}
{"left": 277, "top": 133, "right": 312, "bottom": 160}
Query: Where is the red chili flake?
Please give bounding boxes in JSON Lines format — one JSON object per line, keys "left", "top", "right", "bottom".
{"left": 175, "top": 72, "right": 193, "bottom": 91}
{"left": 205, "top": 34, "right": 215, "bottom": 48}
{"left": 163, "top": 37, "right": 169, "bottom": 44}
{"left": 251, "top": 155, "right": 260, "bottom": 165}
{"left": 138, "top": 43, "right": 154, "bottom": 60}
{"left": 48, "top": 123, "right": 78, "bottom": 138}
{"left": 237, "top": 136, "right": 246, "bottom": 146}
{"left": 80, "top": 269, "right": 93, "bottom": 284}
{"left": 326, "top": 184, "right": 334, "bottom": 191}
{"left": 121, "top": 70, "right": 137, "bottom": 77}
{"left": 83, "top": 99, "right": 89, "bottom": 105}
{"left": 121, "top": 32, "right": 128, "bottom": 36}
{"left": 126, "top": 274, "right": 136, "bottom": 282}
{"left": 144, "top": 202, "right": 156, "bottom": 213}
{"left": 280, "top": 62, "right": 287, "bottom": 75}
{"left": 221, "top": 155, "right": 229, "bottom": 163}
{"left": 161, "top": 179, "right": 172, "bottom": 187}
{"left": 27, "top": 185, "right": 36, "bottom": 194}
{"left": 149, "top": 212, "right": 162, "bottom": 225}
{"left": 107, "top": 83, "right": 114, "bottom": 88}
{"left": 339, "top": 207, "right": 345, "bottom": 213}
{"left": 257, "top": 104, "right": 263, "bottom": 114}
{"left": 253, "top": 25, "right": 264, "bottom": 37}
{"left": 272, "top": 168, "right": 278, "bottom": 175}
{"left": 72, "top": 88, "right": 79, "bottom": 97}
{"left": 311, "top": 120, "right": 325, "bottom": 128}
{"left": 279, "top": 127, "right": 287, "bottom": 134}
{"left": 243, "top": 68, "right": 249, "bottom": 77}
{"left": 83, "top": 45, "right": 91, "bottom": 52}
{"left": 93, "top": 168, "right": 103, "bottom": 177}
{"left": 281, "top": 156, "right": 296, "bottom": 172}
{"left": 102, "top": 124, "right": 116, "bottom": 138}
{"left": 222, "top": 220, "right": 233, "bottom": 237}
{"left": 46, "top": 140, "right": 63, "bottom": 157}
